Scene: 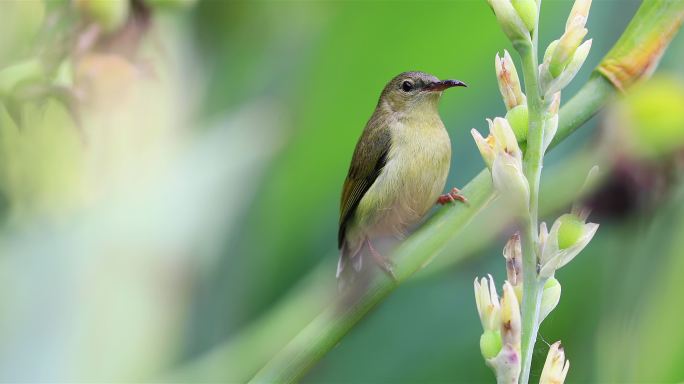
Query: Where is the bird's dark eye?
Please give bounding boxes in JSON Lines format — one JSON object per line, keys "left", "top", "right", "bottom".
{"left": 401, "top": 80, "right": 414, "bottom": 92}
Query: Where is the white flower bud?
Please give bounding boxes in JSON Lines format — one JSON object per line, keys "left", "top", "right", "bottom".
{"left": 472, "top": 128, "right": 496, "bottom": 169}
{"left": 474, "top": 275, "right": 501, "bottom": 332}
{"left": 474, "top": 277, "right": 523, "bottom": 383}
{"left": 550, "top": 27, "right": 588, "bottom": 78}
{"left": 503, "top": 232, "right": 522, "bottom": 286}
{"left": 473, "top": 118, "right": 528, "bottom": 213}
{"left": 490, "top": 117, "right": 522, "bottom": 160}
{"left": 496, "top": 50, "right": 527, "bottom": 110}
{"left": 486, "top": 0, "right": 532, "bottom": 45}
{"left": 492, "top": 149, "right": 530, "bottom": 214}
{"left": 500, "top": 281, "right": 521, "bottom": 348}
{"left": 566, "top": 0, "right": 592, "bottom": 31}
{"left": 472, "top": 117, "right": 523, "bottom": 168}
{"left": 538, "top": 0, "right": 592, "bottom": 96}
{"left": 540, "top": 341, "right": 570, "bottom": 384}
{"left": 544, "top": 39, "right": 593, "bottom": 97}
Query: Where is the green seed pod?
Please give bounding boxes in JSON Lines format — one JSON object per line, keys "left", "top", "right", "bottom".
{"left": 505, "top": 104, "right": 529, "bottom": 143}
{"left": 74, "top": 0, "right": 130, "bottom": 33}
{"left": 557, "top": 213, "right": 584, "bottom": 250}
{"left": 480, "top": 330, "right": 503, "bottom": 360}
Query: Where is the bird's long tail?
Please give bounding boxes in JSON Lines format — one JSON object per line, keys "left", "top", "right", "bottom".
{"left": 336, "top": 239, "right": 364, "bottom": 291}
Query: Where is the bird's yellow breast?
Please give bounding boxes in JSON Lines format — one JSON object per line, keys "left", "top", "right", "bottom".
{"left": 353, "top": 110, "right": 451, "bottom": 239}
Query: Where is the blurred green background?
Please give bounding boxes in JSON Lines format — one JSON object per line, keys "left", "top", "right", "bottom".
{"left": 1, "top": 0, "right": 684, "bottom": 382}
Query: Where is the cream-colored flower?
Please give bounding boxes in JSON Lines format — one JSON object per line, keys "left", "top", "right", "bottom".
{"left": 496, "top": 50, "right": 527, "bottom": 110}
{"left": 539, "top": 0, "right": 592, "bottom": 96}
{"left": 473, "top": 118, "right": 529, "bottom": 214}
{"left": 540, "top": 341, "right": 570, "bottom": 384}
{"left": 472, "top": 128, "right": 497, "bottom": 169}
{"left": 500, "top": 281, "right": 521, "bottom": 349}
{"left": 541, "top": 39, "right": 592, "bottom": 97}
{"left": 474, "top": 276, "right": 522, "bottom": 383}
{"left": 474, "top": 275, "right": 501, "bottom": 332}
{"left": 503, "top": 232, "right": 522, "bottom": 286}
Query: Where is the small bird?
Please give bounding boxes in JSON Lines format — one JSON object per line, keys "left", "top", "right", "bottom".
{"left": 337, "top": 71, "right": 467, "bottom": 284}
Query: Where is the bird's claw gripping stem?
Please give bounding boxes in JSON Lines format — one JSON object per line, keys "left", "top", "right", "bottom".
{"left": 437, "top": 187, "right": 468, "bottom": 205}
{"left": 367, "top": 239, "right": 398, "bottom": 281}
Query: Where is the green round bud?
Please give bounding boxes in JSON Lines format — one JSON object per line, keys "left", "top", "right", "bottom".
{"left": 512, "top": 0, "right": 538, "bottom": 32}
{"left": 74, "top": 0, "right": 130, "bottom": 33}
{"left": 557, "top": 214, "right": 584, "bottom": 250}
{"left": 505, "top": 104, "right": 529, "bottom": 142}
{"left": 544, "top": 276, "right": 559, "bottom": 289}
{"left": 480, "top": 330, "right": 503, "bottom": 360}
{"left": 622, "top": 76, "right": 684, "bottom": 159}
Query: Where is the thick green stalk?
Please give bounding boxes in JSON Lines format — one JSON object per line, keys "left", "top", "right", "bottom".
{"left": 519, "top": 211, "right": 543, "bottom": 384}
{"left": 517, "top": 4, "right": 545, "bottom": 382}
{"left": 520, "top": 46, "right": 543, "bottom": 225}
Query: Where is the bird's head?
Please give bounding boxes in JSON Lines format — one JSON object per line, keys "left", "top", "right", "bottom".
{"left": 378, "top": 71, "right": 466, "bottom": 114}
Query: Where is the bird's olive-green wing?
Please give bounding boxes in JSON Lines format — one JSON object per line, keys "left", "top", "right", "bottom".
{"left": 338, "top": 122, "right": 391, "bottom": 249}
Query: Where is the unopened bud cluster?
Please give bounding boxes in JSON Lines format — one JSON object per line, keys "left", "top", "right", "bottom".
{"left": 472, "top": 52, "right": 534, "bottom": 212}
{"left": 471, "top": 0, "right": 599, "bottom": 382}
{"left": 474, "top": 202, "right": 596, "bottom": 383}
{"left": 539, "top": 0, "right": 593, "bottom": 98}
{"left": 496, "top": 50, "right": 529, "bottom": 145}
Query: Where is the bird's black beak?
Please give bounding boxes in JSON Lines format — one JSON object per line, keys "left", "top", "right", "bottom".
{"left": 424, "top": 79, "right": 468, "bottom": 92}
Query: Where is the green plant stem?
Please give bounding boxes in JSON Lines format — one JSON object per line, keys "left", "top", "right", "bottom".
{"left": 518, "top": 33, "right": 545, "bottom": 384}
{"left": 519, "top": 214, "right": 543, "bottom": 384}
